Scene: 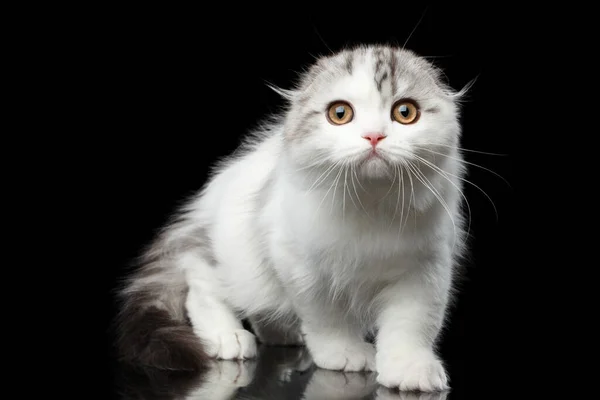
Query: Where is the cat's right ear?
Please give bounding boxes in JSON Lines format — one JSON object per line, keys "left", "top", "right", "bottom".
{"left": 265, "top": 83, "right": 297, "bottom": 102}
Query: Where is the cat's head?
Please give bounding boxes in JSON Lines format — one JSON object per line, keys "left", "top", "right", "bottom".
{"left": 276, "top": 45, "right": 469, "bottom": 181}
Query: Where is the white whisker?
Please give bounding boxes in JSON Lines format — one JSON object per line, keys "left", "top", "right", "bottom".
{"left": 305, "top": 162, "right": 338, "bottom": 194}
{"left": 342, "top": 167, "right": 348, "bottom": 220}
{"left": 400, "top": 142, "right": 508, "bottom": 156}
{"left": 346, "top": 165, "right": 361, "bottom": 212}
{"left": 352, "top": 165, "right": 367, "bottom": 193}
{"left": 350, "top": 164, "right": 370, "bottom": 218}
{"left": 294, "top": 154, "right": 331, "bottom": 172}
{"left": 411, "top": 153, "right": 472, "bottom": 237}
{"left": 390, "top": 165, "right": 402, "bottom": 230}
{"left": 314, "top": 161, "right": 343, "bottom": 220}
{"left": 330, "top": 162, "right": 345, "bottom": 214}
{"left": 427, "top": 144, "right": 508, "bottom": 157}
{"left": 413, "top": 145, "right": 511, "bottom": 187}
{"left": 401, "top": 164, "right": 416, "bottom": 235}
{"left": 407, "top": 161, "right": 457, "bottom": 251}
{"left": 400, "top": 166, "right": 406, "bottom": 234}
{"left": 402, "top": 5, "right": 429, "bottom": 50}
{"left": 412, "top": 152, "right": 499, "bottom": 221}
{"left": 380, "top": 162, "right": 398, "bottom": 205}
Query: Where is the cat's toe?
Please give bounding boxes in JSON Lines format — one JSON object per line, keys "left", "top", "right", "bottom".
{"left": 311, "top": 341, "right": 376, "bottom": 372}
{"left": 205, "top": 329, "right": 258, "bottom": 360}
{"left": 376, "top": 351, "right": 448, "bottom": 392}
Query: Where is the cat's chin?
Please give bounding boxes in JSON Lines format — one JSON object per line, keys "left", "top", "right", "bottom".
{"left": 358, "top": 157, "right": 393, "bottom": 180}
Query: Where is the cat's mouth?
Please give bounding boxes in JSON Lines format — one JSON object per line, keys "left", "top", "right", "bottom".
{"left": 356, "top": 149, "right": 392, "bottom": 172}
{"left": 368, "top": 150, "right": 383, "bottom": 159}
{"left": 362, "top": 149, "right": 387, "bottom": 164}
{"left": 357, "top": 152, "right": 392, "bottom": 179}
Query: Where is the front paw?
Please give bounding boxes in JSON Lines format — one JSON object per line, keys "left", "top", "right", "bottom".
{"left": 376, "top": 351, "right": 448, "bottom": 392}
{"left": 203, "top": 329, "right": 258, "bottom": 360}
{"left": 310, "top": 340, "right": 376, "bottom": 372}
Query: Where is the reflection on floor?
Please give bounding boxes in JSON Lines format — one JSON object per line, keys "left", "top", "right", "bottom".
{"left": 116, "top": 345, "right": 450, "bottom": 400}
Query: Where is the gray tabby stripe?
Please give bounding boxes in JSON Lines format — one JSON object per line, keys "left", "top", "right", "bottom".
{"left": 287, "top": 110, "right": 321, "bottom": 141}
{"left": 294, "top": 120, "right": 318, "bottom": 140}
{"left": 345, "top": 53, "right": 354, "bottom": 74}
{"left": 373, "top": 48, "right": 389, "bottom": 93}
{"left": 376, "top": 71, "right": 389, "bottom": 92}
{"left": 390, "top": 51, "right": 398, "bottom": 96}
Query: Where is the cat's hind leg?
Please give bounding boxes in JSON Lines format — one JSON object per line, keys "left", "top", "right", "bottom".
{"left": 185, "top": 261, "right": 257, "bottom": 360}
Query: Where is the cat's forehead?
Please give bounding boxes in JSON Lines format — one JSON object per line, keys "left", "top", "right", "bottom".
{"left": 298, "top": 46, "right": 443, "bottom": 101}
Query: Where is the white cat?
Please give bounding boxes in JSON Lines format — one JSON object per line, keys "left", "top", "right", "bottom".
{"left": 115, "top": 44, "right": 471, "bottom": 392}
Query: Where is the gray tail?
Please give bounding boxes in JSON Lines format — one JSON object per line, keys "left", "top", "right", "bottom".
{"left": 114, "top": 242, "right": 208, "bottom": 371}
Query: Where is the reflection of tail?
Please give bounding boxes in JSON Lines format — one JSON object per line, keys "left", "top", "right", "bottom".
{"left": 116, "top": 363, "right": 206, "bottom": 400}
{"left": 114, "top": 231, "right": 207, "bottom": 371}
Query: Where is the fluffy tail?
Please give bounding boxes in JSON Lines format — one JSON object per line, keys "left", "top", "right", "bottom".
{"left": 114, "top": 235, "right": 207, "bottom": 371}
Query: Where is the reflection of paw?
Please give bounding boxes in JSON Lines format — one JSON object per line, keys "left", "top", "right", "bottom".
{"left": 279, "top": 367, "right": 294, "bottom": 382}
{"left": 376, "top": 351, "right": 448, "bottom": 392}
{"left": 204, "top": 329, "right": 257, "bottom": 360}
{"left": 310, "top": 340, "right": 375, "bottom": 372}
{"left": 279, "top": 347, "right": 314, "bottom": 382}
{"left": 294, "top": 347, "right": 314, "bottom": 372}
{"left": 376, "top": 387, "right": 449, "bottom": 400}
{"left": 211, "top": 360, "right": 256, "bottom": 386}
{"left": 303, "top": 369, "right": 377, "bottom": 399}
{"left": 185, "top": 360, "right": 256, "bottom": 400}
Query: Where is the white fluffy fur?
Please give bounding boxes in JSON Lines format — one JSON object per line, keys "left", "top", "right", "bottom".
{"left": 131, "top": 45, "right": 470, "bottom": 392}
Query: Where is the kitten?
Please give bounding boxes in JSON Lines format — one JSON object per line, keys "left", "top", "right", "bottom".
{"left": 115, "top": 44, "right": 471, "bottom": 392}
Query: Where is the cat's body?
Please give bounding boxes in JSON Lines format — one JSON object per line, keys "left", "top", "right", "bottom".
{"left": 116, "top": 45, "right": 470, "bottom": 392}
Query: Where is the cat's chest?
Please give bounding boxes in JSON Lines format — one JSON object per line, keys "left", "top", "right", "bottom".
{"left": 287, "top": 203, "right": 425, "bottom": 255}
{"left": 299, "top": 227, "right": 424, "bottom": 286}
{"left": 270, "top": 182, "right": 436, "bottom": 269}
{"left": 288, "top": 212, "right": 424, "bottom": 270}
{"left": 268, "top": 206, "right": 433, "bottom": 285}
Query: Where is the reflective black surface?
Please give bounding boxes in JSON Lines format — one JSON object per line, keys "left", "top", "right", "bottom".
{"left": 116, "top": 345, "right": 458, "bottom": 400}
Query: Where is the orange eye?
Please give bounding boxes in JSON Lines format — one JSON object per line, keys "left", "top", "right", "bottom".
{"left": 327, "top": 101, "right": 354, "bottom": 125}
{"left": 392, "top": 99, "right": 420, "bottom": 124}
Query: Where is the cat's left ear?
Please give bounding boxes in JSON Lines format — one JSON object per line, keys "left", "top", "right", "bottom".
{"left": 265, "top": 83, "right": 297, "bottom": 103}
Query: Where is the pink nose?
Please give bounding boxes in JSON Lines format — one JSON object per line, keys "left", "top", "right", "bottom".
{"left": 362, "top": 132, "right": 386, "bottom": 147}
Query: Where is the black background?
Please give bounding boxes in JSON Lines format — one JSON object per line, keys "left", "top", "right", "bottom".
{"left": 94, "top": 4, "right": 522, "bottom": 398}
